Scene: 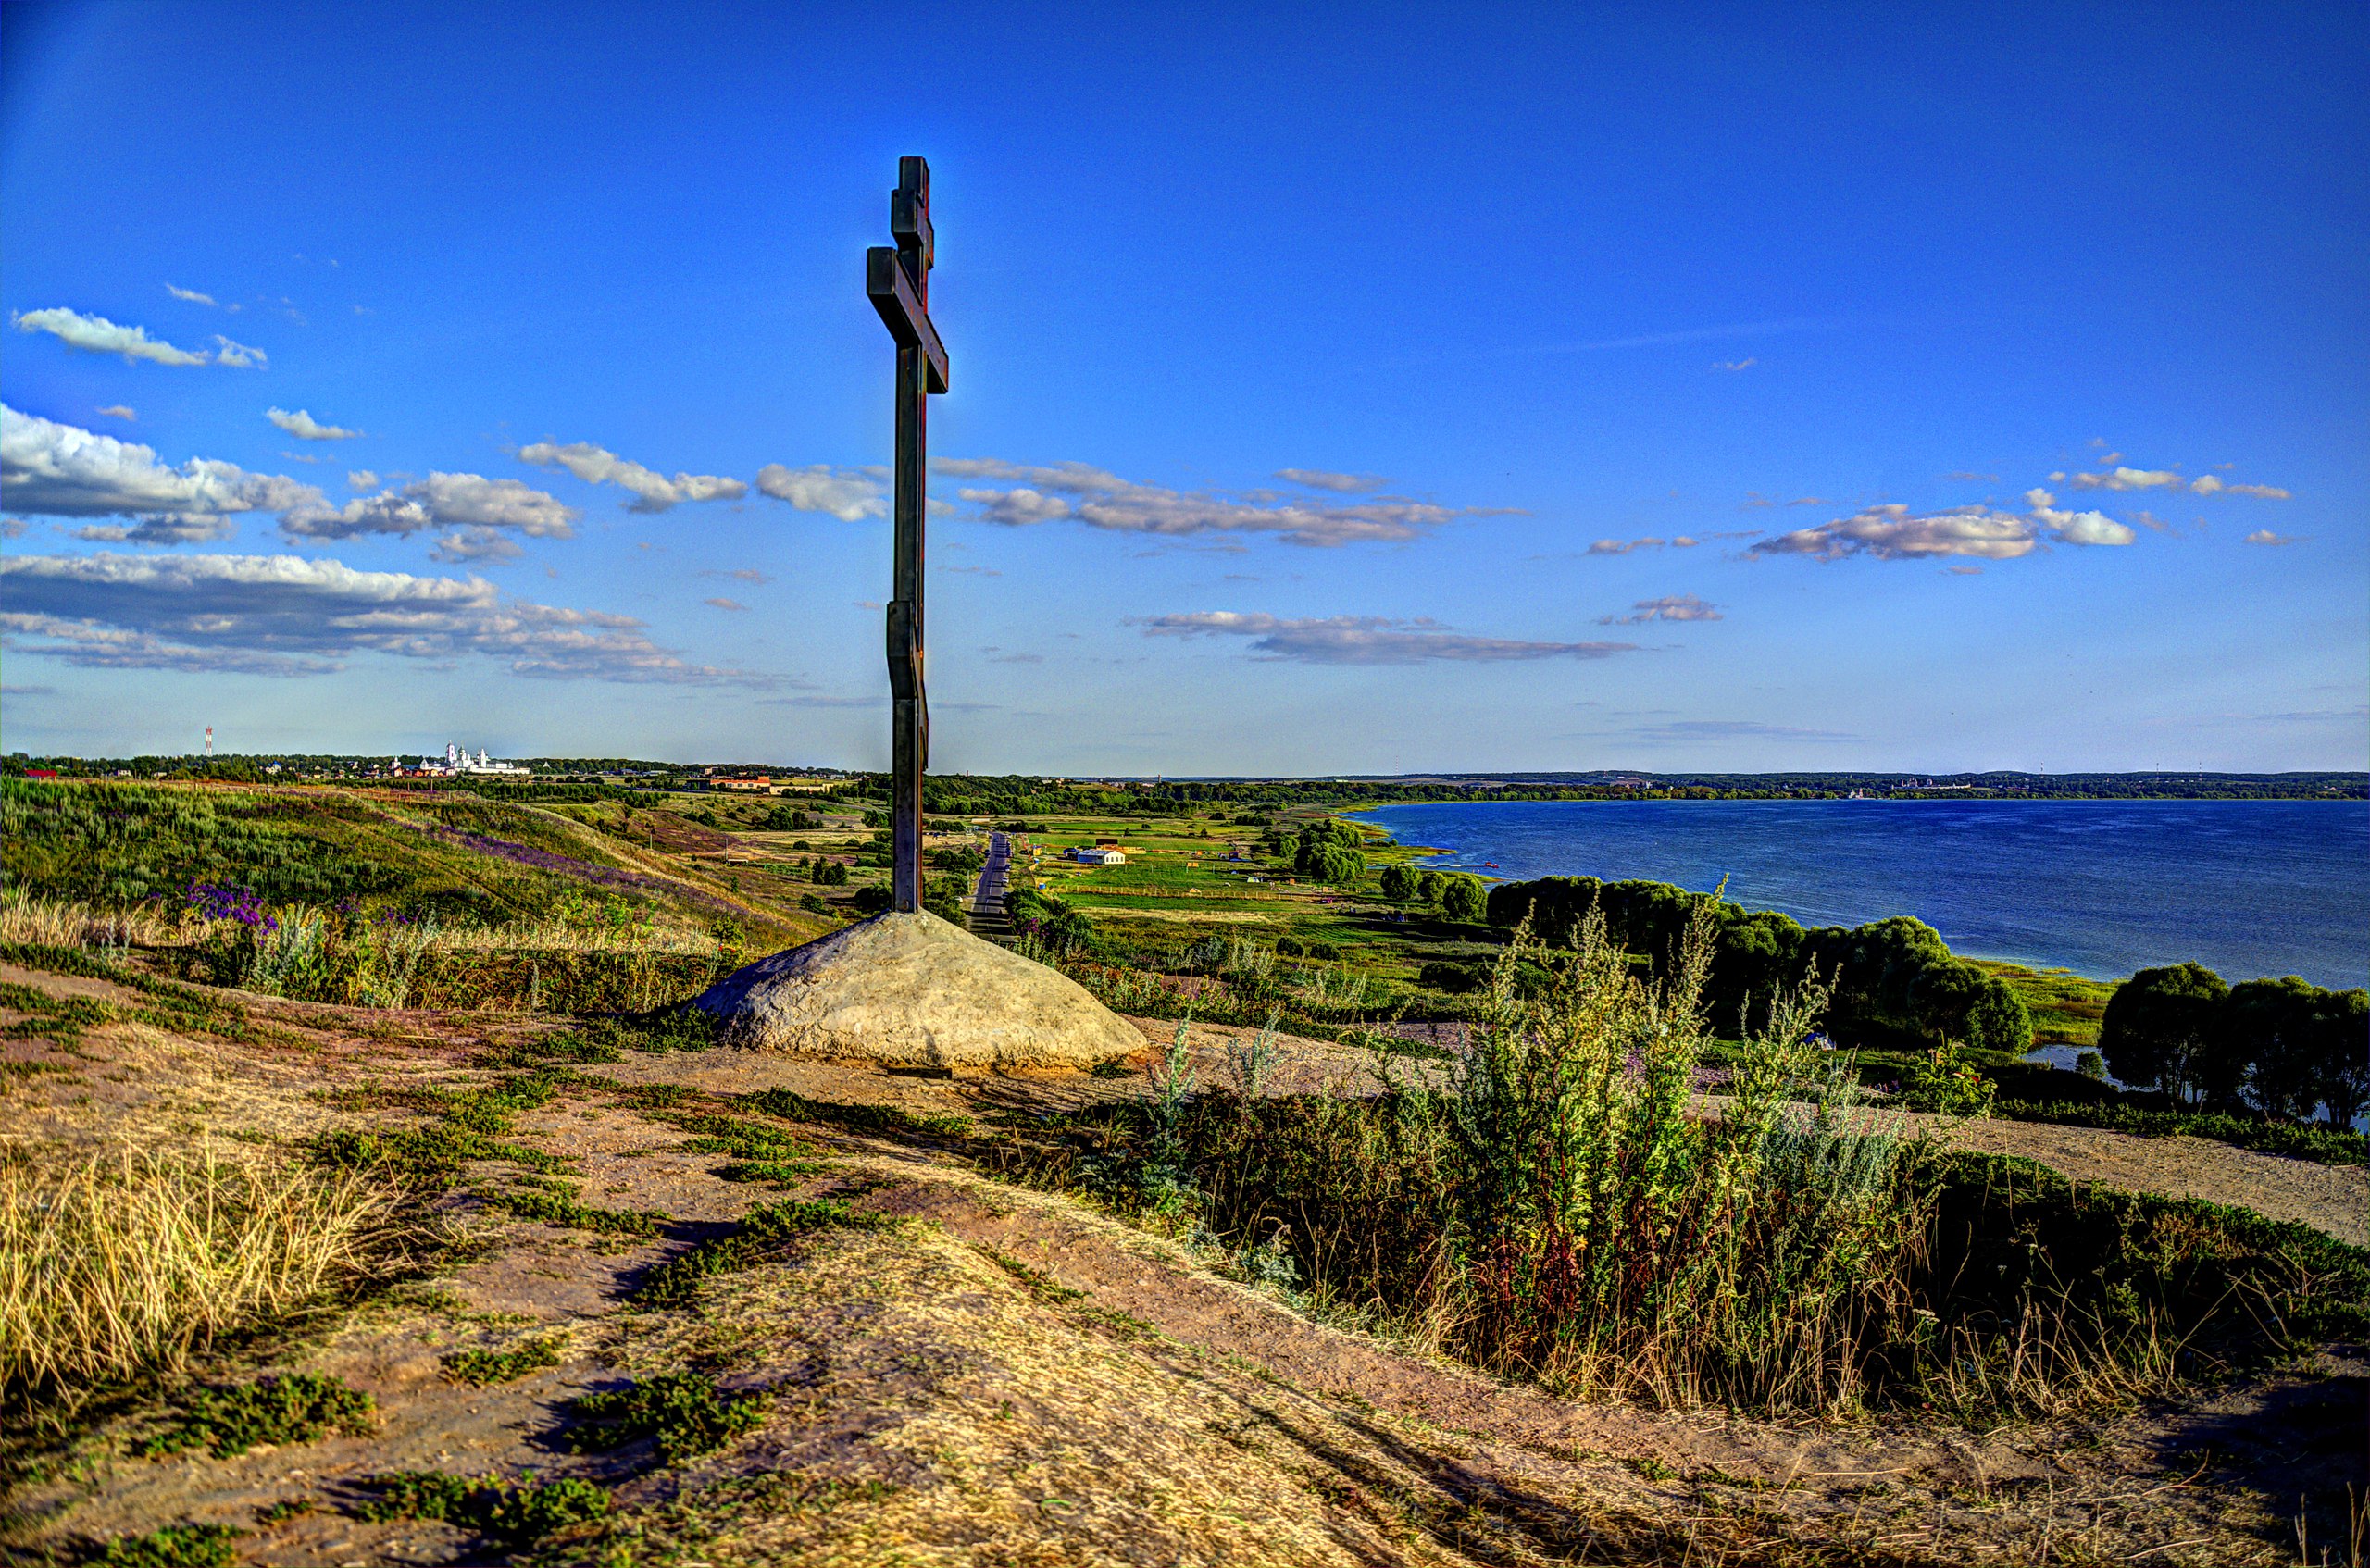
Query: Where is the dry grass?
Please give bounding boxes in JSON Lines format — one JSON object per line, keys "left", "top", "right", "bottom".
{"left": 428, "top": 915, "right": 722, "bottom": 957}
{"left": 0, "top": 1141, "right": 401, "bottom": 1398}
{"left": 0, "top": 890, "right": 183, "bottom": 950}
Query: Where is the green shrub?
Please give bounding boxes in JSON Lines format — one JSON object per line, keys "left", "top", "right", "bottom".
{"left": 357, "top": 1471, "right": 610, "bottom": 1546}
{"left": 443, "top": 1336, "right": 564, "bottom": 1386}
{"left": 98, "top": 1524, "right": 243, "bottom": 1567}
{"left": 135, "top": 1373, "right": 377, "bottom": 1458}
{"left": 634, "top": 1198, "right": 897, "bottom": 1307}
{"left": 562, "top": 1371, "right": 766, "bottom": 1462}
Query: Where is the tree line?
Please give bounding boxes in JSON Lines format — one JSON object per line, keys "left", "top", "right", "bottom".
{"left": 1482, "top": 876, "right": 2032, "bottom": 1057}
{"left": 2102, "top": 964, "right": 2366, "bottom": 1127}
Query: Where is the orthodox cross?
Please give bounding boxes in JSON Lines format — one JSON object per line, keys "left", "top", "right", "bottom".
{"left": 866, "top": 156, "right": 948, "bottom": 914}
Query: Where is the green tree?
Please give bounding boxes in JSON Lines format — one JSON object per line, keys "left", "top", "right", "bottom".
{"left": 2314, "top": 989, "right": 2369, "bottom": 1129}
{"left": 1378, "top": 864, "right": 1416, "bottom": 901}
{"left": 1441, "top": 874, "right": 1488, "bottom": 926}
{"left": 1416, "top": 870, "right": 1446, "bottom": 905}
{"left": 2100, "top": 962, "right": 2229, "bottom": 1104}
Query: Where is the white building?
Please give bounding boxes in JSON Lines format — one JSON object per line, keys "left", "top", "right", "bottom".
{"left": 1070, "top": 846, "right": 1126, "bottom": 865}
{"left": 417, "top": 742, "right": 531, "bottom": 778}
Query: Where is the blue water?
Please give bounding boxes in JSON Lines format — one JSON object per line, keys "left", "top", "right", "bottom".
{"left": 1352, "top": 800, "right": 2369, "bottom": 989}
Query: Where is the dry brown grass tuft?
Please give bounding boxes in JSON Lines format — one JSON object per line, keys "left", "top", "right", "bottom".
{"left": 0, "top": 890, "right": 182, "bottom": 950}
{"left": 0, "top": 1142, "right": 402, "bottom": 1398}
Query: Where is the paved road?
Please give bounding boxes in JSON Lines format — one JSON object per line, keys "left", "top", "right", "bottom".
{"left": 971, "top": 831, "right": 1012, "bottom": 937}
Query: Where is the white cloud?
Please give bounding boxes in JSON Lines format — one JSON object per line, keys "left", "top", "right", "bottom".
{"left": 2, "top": 405, "right": 323, "bottom": 524}
{"left": 1274, "top": 467, "right": 1388, "bottom": 492}
{"left": 958, "top": 485, "right": 1069, "bottom": 525}
{"left": 268, "top": 407, "right": 362, "bottom": 442}
{"left": 164, "top": 284, "right": 218, "bottom": 306}
{"left": 2189, "top": 474, "right": 2290, "bottom": 499}
{"left": 73, "top": 515, "right": 239, "bottom": 547}
{"left": 12, "top": 307, "right": 210, "bottom": 367}
{"left": 1755, "top": 485, "right": 2139, "bottom": 562}
{"left": 2024, "top": 488, "right": 2137, "bottom": 547}
{"left": 705, "top": 596, "right": 749, "bottom": 612}
{"left": 939, "top": 457, "right": 1513, "bottom": 547}
{"left": 346, "top": 469, "right": 380, "bottom": 490}
{"left": 2244, "top": 529, "right": 2306, "bottom": 546}
{"left": 1137, "top": 611, "right": 1639, "bottom": 665}
{"left": 1587, "top": 536, "right": 1669, "bottom": 555}
{"left": 281, "top": 472, "right": 579, "bottom": 543}
{"left": 2069, "top": 466, "right": 2290, "bottom": 500}
{"left": 754, "top": 462, "right": 886, "bottom": 521}
{"left": 1600, "top": 593, "right": 1722, "bottom": 626}
{"left": 1711, "top": 357, "right": 1756, "bottom": 371}
{"left": 430, "top": 527, "right": 524, "bottom": 563}
{"left": 2067, "top": 466, "right": 2183, "bottom": 492}
{"left": 209, "top": 335, "right": 267, "bottom": 369}
{"left": 0, "top": 552, "right": 759, "bottom": 683}
{"left": 95, "top": 405, "right": 137, "bottom": 422}
{"left": 517, "top": 440, "right": 748, "bottom": 513}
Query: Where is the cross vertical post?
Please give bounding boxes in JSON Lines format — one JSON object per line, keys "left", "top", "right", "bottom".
{"left": 867, "top": 156, "right": 948, "bottom": 915}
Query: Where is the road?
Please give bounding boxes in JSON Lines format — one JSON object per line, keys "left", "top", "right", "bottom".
{"left": 970, "top": 830, "right": 1013, "bottom": 938}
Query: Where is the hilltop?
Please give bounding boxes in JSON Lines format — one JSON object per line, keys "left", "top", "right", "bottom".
{"left": 1, "top": 777, "right": 2364, "bottom": 1565}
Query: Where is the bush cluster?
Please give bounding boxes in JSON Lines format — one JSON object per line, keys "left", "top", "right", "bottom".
{"left": 1488, "top": 877, "right": 2030, "bottom": 1057}
{"left": 2100, "top": 963, "right": 2365, "bottom": 1127}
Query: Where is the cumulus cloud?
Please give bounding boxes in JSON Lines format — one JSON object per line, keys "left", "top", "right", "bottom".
{"left": 1137, "top": 611, "right": 1639, "bottom": 665}
{"left": 2024, "top": 488, "right": 2137, "bottom": 547}
{"left": 2, "top": 405, "right": 322, "bottom": 528}
{"left": 430, "top": 527, "right": 524, "bottom": 564}
{"left": 1600, "top": 593, "right": 1722, "bottom": 626}
{"left": 1274, "top": 467, "right": 1388, "bottom": 492}
{"left": 346, "top": 469, "right": 380, "bottom": 490}
{"left": 209, "top": 335, "right": 267, "bottom": 369}
{"left": 754, "top": 463, "right": 886, "bottom": 521}
{"left": 95, "top": 405, "right": 137, "bottom": 422}
{"left": 1753, "top": 485, "right": 2137, "bottom": 562}
{"left": 164, "top": 284, "right": 218, "bottom": 306}
{"left": 938, "top": 457, "right": 1513, "bottom": 547}
{"left": 2070, "top": 466, "right": 2290, "bottom": 500}
{"left": 2244, "top": 529, "right": 2305, "bottom": 546}
{"left": 281, "top": 472, "right": 578, "bottom": 543}
{"left": 268, "top": 407, "right": 362, "bottom": 442}
{"left": 518, "top": 440, "right": 748, "bottom": 513}
{"left": 0, "top": 552, "right": 758, "bottom": 683}
{"left": 958, "top": 485, "right": 1070, "bottom": 525}
{"left": 12, "top": 307, "right": 211, "bottom": 367}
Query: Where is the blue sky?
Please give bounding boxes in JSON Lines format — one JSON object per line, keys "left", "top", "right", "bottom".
{"left": 2, "top": 1, "right": 2363, "bottom": 773}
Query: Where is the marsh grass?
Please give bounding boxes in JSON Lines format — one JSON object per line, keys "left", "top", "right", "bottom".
{"left": 0, "top": 1144, "right": 401, "bottom": 1400}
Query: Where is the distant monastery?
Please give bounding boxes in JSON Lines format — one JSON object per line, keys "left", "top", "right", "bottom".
{"left": 412, "top": 742, "right": 530, "bottom": 778}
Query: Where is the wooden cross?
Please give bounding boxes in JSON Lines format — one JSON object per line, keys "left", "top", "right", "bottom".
{"left": 866, "top": 156, "right": 948, "bottom": 915}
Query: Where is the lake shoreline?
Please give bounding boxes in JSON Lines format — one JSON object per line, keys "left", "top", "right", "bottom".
{"left": 1347, "top": 797, "right": 2367, "bottom": 991}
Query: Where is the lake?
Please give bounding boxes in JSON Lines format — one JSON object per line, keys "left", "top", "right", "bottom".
{"left": 1351, "top": 799, "right": 2369, "bottom": 989}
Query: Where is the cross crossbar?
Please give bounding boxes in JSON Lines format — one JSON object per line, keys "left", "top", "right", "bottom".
{"left": 866, "top": 246, "right": 949, "bottom": 393}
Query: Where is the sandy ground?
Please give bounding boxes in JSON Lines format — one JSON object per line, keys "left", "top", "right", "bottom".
{"left": 4, "top": 968, "right": 2364, "bottom": 1566}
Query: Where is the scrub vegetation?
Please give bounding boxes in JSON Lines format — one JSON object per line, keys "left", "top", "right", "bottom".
{"left": 3, "top": 771, "right": 2362, "bottom": 1564}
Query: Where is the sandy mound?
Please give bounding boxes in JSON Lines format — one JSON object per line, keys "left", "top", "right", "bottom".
{"left": 691, "top": 910, "right": 1141, "bottom": 1070}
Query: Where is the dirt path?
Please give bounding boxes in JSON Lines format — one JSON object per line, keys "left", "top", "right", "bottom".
{"left": 1897, "top": 1110, "right": 2370, "bottom": 1247}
